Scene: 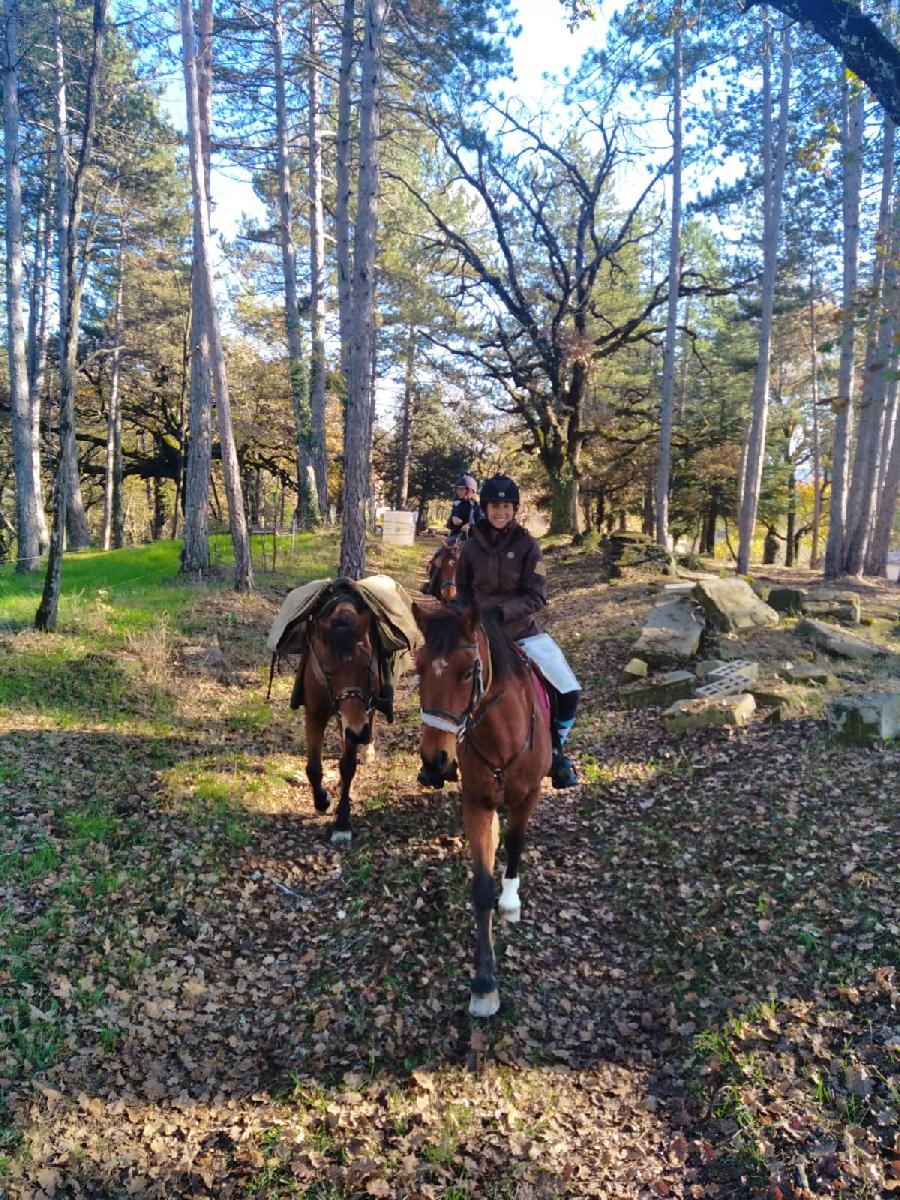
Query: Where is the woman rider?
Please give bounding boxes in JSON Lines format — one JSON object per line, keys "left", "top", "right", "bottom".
{"left": 454, "top": 473, "right": 579, "bottom": 789}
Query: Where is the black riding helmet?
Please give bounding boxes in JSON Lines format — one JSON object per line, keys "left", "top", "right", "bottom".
{"left": 479, "top": 473, "right": 519, "bottom": 506}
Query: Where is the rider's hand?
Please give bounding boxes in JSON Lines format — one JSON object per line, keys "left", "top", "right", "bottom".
{"left": 451, "top": 516, "right": 462, "bottom": 526}
{"left": 461, "top": 523, "right": 470, "bottom": 534}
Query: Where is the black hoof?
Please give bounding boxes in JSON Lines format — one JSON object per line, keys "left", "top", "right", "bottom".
{"left": 417, "top": 766, "right": 445, "bottom": 789}
{"left": 314, "top": 792, "right": 331, "bottom": 813}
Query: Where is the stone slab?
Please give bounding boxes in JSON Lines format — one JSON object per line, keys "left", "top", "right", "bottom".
{"left": 827, "top": 692, "right": 900, "bottom": 746}
{"left": 620, "top": 657, "right": 649, "bottom": 682}
{"left": 619, "top": 669, "right": 696, "bottom": 709}
{"left": 695, "top": 659, "right": 727, "bottom": 679}
{"left": 661, "top": 692, "right": 756, "bottom": 732}
{"left": 779, "top": 662, "right": 834, "bottom": 686}
{"left": 632, "top": 599, "right": 704, "bottom": 666}
{"left": 692, "top": 578, "right": 780, "bottom": 634}
{"left": 795, "top": 618, "right": 883, "bottom": 661}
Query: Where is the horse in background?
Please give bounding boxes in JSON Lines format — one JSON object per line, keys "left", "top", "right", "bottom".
{"left": 421, "top": 538, "right": 462, "bottom": 602}
{"left": 414, "top": 602, "right": 552, "bottom": 1017}
{"left": 291, "top": 594, "right": 378, "bottom": 845}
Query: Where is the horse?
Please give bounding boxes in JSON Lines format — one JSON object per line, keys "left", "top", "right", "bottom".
{"left": 291, "top": 594, "right": 378, "bottom": 845}
{"left": 422, "top": 538, "right": 462, "bottom": 602}
{"left": 413, "top": 601, "right": 552, "bottom": 1017}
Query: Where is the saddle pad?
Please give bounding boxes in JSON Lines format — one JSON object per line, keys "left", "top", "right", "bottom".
{"left": 529, "top": 665, "right": 552, "bottom": 726}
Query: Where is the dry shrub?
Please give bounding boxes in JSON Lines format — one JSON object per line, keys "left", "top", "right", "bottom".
{"left": 125, "top": 619, "right": 176, "bottom": 687}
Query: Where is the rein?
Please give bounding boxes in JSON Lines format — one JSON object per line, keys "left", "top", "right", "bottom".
{"left": 420, "top": 627, "right": 535, "bottom": 785}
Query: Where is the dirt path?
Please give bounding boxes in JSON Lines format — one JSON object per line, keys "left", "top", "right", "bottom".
{"left": 1, "top": 555, "right": 898, "bottom": 1198}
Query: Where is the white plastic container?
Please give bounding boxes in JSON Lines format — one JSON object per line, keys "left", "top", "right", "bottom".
{"left": 381, "top": 510, "right": 417, "bottom": 546}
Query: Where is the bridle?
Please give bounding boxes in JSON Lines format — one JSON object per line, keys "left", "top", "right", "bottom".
{"left": 308, "top": 630, "right": 377, "bottom": 717}
{"left": 419, "top": 627, "right": 535, "bottom": 784}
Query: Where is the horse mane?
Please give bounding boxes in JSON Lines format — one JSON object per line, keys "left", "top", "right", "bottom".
{"left": 424, "top": 607, "right": 527, "bottom": 685}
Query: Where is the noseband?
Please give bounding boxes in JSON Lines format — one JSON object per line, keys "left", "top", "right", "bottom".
{"left": 419, "top": 638, "right": 486, "bottom": 738}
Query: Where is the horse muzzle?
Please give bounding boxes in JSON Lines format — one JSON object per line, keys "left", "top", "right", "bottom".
{"left": 344, "top": 720, "right": 373, "bottom": 746}
{"left": 417, "top": 749, "right": 458, "bottom": 788}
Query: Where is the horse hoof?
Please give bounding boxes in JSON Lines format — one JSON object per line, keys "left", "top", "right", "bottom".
{"left": 498, "top": 904, "right": 521, "bottom": 924}
{"left": 314, "top": 793, "right": 331, "bottom": 813}
{"left": 330, "top": 829, "right": 352, "bottom": 846}
{"left": 361, "top": 743, "right": 376, "bottom": 764}
{"left": 469, "top": 990, "right": 500, "bottom": 1018}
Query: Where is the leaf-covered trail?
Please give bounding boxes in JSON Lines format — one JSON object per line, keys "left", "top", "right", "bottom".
{"left": 1, "top": 555, "right": 898, "bottom": 1198}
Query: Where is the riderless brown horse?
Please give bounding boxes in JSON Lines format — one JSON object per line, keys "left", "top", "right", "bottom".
{"left": 291, "top": 594, "right": 378, "bottom": 845}
{"left": 413, "top": 601, "right": 552, "bottom": 1017}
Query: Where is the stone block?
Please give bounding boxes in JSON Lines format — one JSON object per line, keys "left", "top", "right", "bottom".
{"left": 620, "top": 657, "right": 649, "bottom": 682}
{"left": 692, "top": 578, "right": 780, "bottom": 634}
{"left": 751, "top": 682, "right": 807, "bottom": 720}
{"left": 827, "top": 692, "right": 900, "bottom": 746}
{"left": 795, "top": 618, "right": 883, "bottom": 661}
{"left": 701, "top": 659, "right": 760, "bottom": 695}
{"left": 779, "top": 662, "right": 834, "bottom": 685}
{"left": 661, "top": 692, "right": 756, "bottom": 732}
{"left": 802, "top": 597, "right": 860, "bottom": 626}
{"left": 632, "top": 599, "right": 704, "bottom": 666}
{"left": 767, "top": 586, "right": 808, "bottom": 615}
{"left": 619, "top": 669, "right": 696, "bottom": 709}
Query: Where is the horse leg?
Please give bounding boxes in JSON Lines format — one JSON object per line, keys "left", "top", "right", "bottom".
{"left": 463, "top": 799, "right": 500, "bottom": 1017}
{"left": 499, "top": 786, "right": 541, "bottom": 924}
{"left": 305, "top": 711, "right": 331, "bottom": 813}
{"left": 331, "top": 728, "right": 358, "bottom": 845}
{"left": 361, "top": 714, "right": 376, "bottom": 764}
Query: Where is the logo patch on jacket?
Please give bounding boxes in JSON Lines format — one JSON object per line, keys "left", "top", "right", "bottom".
{"left": 534, "top": 560, "right": 546, "bottom": 575}
{"left": 507, "top": 551, "right": 515, "bottom": 558}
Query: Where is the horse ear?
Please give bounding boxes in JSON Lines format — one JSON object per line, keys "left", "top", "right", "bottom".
{"left": 411, "top": 601, "right": 432, "bottom": 634}
{"left": 460, "top": 603, "right": 480, "bottom": 639}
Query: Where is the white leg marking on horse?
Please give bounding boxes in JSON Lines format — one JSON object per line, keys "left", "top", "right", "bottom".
{"left": 469, "top": 990, "right": 500, "bottom": 1018}
{"left": 490, "top": 811, "right": 500, "bottom": 855}
{"left": 331, "top": 829, "right": 352, "bottom": 846}
{"left": 362, "top": 742, "right": 376, "bottom": 764}
{"left": 498, "top": 874, "right": 521, "bottom": 922}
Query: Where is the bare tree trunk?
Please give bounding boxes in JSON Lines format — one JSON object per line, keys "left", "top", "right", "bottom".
{"left": 340, "top": 0, "right": 388, "bottom": 580}
{"left": 180, "top": 0, "right": 213, "bottom": 573}
{"left": 808, "top": 268, "right": 823, "bottom": 568}
{"left": 737, "top": 13, "right": 791, "bottom": 574}
{"left": 52, "top": 6, "right": 91, "bottom": 551}
{"left": 3, "top": 0, "right": 44, "bottom": 571}
{"left": 36, "top": 0, "right": 107, "bottom": 630}
{"left": 824, "top": 73, "right": 864, "bottom": 578}
{"left": 102, "top": 232, "right": 125, "bottom": 550}
{"left": 272, "top": 0, "right": 317, "bottom": 527}
{"left": 180, "top": 0, "right": 252, "bottom": 592}
{"left": 864, "top": 372, "right": 899, "bottom": 577}
{"left": 397, "top": 323, "right": 416, "bottom": 508}
{"left": 843, "top": 116, "right": 896, "bottom": 575}
{"left": 307, "top": 0, "right": 329, "bottom": 520}
{"left": 335, "top": 0, "right": 355, "bottom": 387}
{"left": 655, "top": 1, "right": 682, "bottom": 550}
{"left": 26, "top": 168, "right": 51, "bottom": 552}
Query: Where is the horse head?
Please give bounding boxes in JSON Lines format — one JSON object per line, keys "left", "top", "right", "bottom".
{"left": 412, "top": 600, "right": 483, "bottom": 787}
{"left": 310, "top": 599, "right": 377, "bottom": 744}
{"left": 438, "top": 541, "right": 461, "bottom": 601}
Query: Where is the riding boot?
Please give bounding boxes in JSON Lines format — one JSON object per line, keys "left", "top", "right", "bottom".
{"left": 549, "top": 723, "right": 578, "bottom": 789}
{"left": 374, "top": 684, "right": 394, "bottom": 724}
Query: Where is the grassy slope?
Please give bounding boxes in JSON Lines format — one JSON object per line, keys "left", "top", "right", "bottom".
{"left": 0, "top": 536, "right": 898, "bottom": 1199}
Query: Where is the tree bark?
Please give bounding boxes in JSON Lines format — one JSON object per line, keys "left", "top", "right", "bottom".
{"left": 737, "top": 13, "right": 791, "bottom": 574}
{"left": 824, "top": 73, "right": 864, "bottom": 578}
{"left": 340, "top": 0, "right": 389, "bottom": 579}
{"left": 52, "top": 6, "right": 92, "bottom": 551}
{"left": 335, "top": 0, "right": 356, "bottom": 388}
{"left": 102, "top": 231, "right": 125, "bottom": 550}
{"left": 181, "top": 0, "right": 214, "bottom": 573}
{"left": 272, "top": 0, "right": 318, "bottom": 527}
{"left": 26, "top": 168, "right": 51, "bottom": 553}
{"left": 808, "top": 268, "right": 823, "bottom": 569}
{"left": 865, "top": 374, "right": 899, "bottom": 576}
{"left": 842, "top": 116, "right": 896, "bottom": 575}
{"left": 180, "top": 0, "right": 253, "bottom": 592}
{"left": 307, "top": 0, "right": 329, "bottom": 520}
{"left": 3, "top": 0, "right": 44, "bottom": 571}
{"left": 397, "top": 323, "right": 416, "bottom": 508}
{"left": 655, "top": 2, "right": 682, "bottom": 550}
{"left": 36, "top": 0, "right": 107, "bottom": 630}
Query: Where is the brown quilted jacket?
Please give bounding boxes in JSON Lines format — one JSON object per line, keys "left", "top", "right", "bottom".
{"left": 455, "top": 518, "right": 547, "bottom": 640}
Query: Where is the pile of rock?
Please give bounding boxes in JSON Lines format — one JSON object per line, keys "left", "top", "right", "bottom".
{"left": 766, "top": 586, "right": 860, "bottom": 626}
{"left": 603, "top": 531, "right": 677, "bottom": 579}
